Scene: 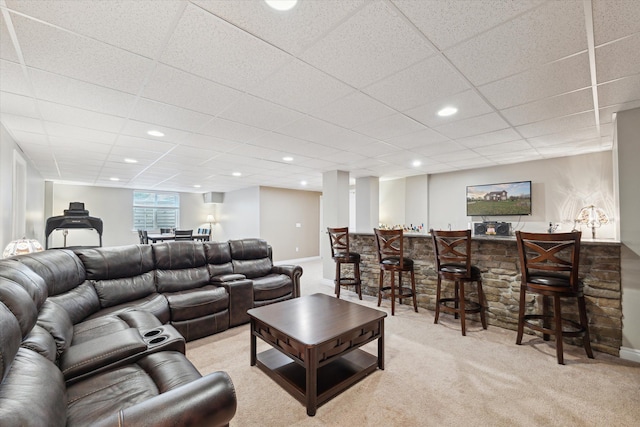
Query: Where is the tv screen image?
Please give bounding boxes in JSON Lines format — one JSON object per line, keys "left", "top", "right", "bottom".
{"left": 466, "top": 181, "right": 532, "bottom": 216}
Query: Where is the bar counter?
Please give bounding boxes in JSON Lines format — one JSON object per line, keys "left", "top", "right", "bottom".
{"left": 349, "top": 232, "right": 622, "bottom": 356}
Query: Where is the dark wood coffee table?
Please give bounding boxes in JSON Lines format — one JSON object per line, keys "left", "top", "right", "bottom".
{"left": 248, "top": 293, "right": 386, "bottom": 416}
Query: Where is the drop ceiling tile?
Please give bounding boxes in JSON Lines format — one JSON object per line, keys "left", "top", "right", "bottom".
{"left": 45, "top": 122, "right": 117, "bottom": 144}
{"left": 405, "top": 90, "right": 494, "bottom": 128}
{"left": 0, "top": 13, "right": 19, "bottom": 62}
{"left": 30, "top": 68, "right": 137, "bottom": 117}
{"left": 445, "top": 157, "right": 496, "bottom": 169}
{"left": 445, "top": 1, "right": 586, "bottom": 85}
{"left": 0, "top": 60, "right": 30, "bottom": 95}
{"left": 414, "top": 140, "right": 466, "bottom": 157}
{"left": 300, "top": 1, "right": 435, "bottom": 88}
{"left": 434, "top": 112, "right": 510, "bottom": 140}
{"left": 598, "top": 74, "right": 640, "bottom": 108}
{"left": 363, "top": 55, "right": 470, "bottom": 111}
{"left": 0, "top": 113, "right": 45, "bottom": 133}
{"left": 113, "top": 135, "right": 175, "bottom": 153}
{"left": 48, "top": 135, "right": 111, "bottom": 153}
{"left": 592, "top": 0, "right": 640, "bottom": 45}
{"left": 473, "top": 140, "right": 533, "bottom": 156}
{"left": 198, "top": 117, "right": 268, "bottom": 143}
{"left": 38, "top": 100, "right": 125, "bottom": 133}
{"left": 310, "top": 90, "right": 395, "bottom": 129}
{"left": 120, "top": 120, "right": 193, "bottom": 143}
{"left": 194, "top": 0, "right": 366, "bottom": 55}
{"left": 393, "top": 0, "right": 544, "bottom": 50}
{"left": 0, "top": 91, "right": 38, "bottom": 117}
{"left": 456, "top": 128, "right": 522, "bottom": 149}
{"left": 528, "top": 126, "right": 602, "bottom": 148}
{"left": 181, "top": 134, "right": 242, "bottom": 152}
{"left": 249, "top": 59, "right": 352, "bottom": 113}
{"left": 352, "top": 113, "right": 426, "bottom": 140}
{"left": 501, "top": 88, "right": 594, "bottom": 126}
{"left": 7, "top": 130, "right": 48, "bottom": 146}
{"left": 130, "top": 98, "right": 213, "bottom": 132}
{"left": 385, "top": 128, "right": 449, "bottom": 149}
{"left": 6, "top": 0, "right": 185, "bottom": 57}
{"left": 491, "top": 149, "right": 542, "bottom": 163}
{"left": 218, "top": 94, "right": 305, "bottom": 131}
{"left": 143, "top": 64, "right": 243, "bottom": 117}
{"left": 516, "top": 110, "right": 596, "bottom": 139}
{"left": 277, "top": 116, "right": 347, "bottom": 145}
{"left": 10, "top": 13, "right": 153, "bottom": 94}
{"left": 431, "top": 148, "right": 485, "bottom": 163}
{"left": 479, "top": 53, "right": 592, "bottom": 109}
{"left": 599, "top": 100, "right": 640, "bottom": 124}
{"left": 161, "top": 3, "right": 290, "bottom": 90}
{"left": 596, "top": 33, "right": 640, "bottom": 82}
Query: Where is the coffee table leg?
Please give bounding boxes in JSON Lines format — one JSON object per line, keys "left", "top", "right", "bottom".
{"left": 378, "top": 318, "right": 385, "bottom": 370}
{"left": 250, "top": 319, "right": 257, "bottom": 366}
{"left": 305, "top": 346, "right": 317, "bottom": 416}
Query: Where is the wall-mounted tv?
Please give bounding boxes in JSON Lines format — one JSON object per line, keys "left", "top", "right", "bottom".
{"left": 466, "top": 180, "right": 532, "bottom": 216}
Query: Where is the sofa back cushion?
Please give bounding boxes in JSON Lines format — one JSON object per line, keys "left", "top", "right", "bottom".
{"left": 37, "top": 300, "right": 74, "bottom": 359}
{"left": 92, "top": 272, "right": 157, "bottom": 308}
{"left": 229, "top": 239, "right": 272, "bottom": 279}
{"left": 48, "top": 281, "right": 101, "bottom": 324}
{"left": 76, "top": 245, "right": 154, "bottom": 280}
{"left": 0, "top": 302, "right": 21, "bottom": 382}
{"left": 0, "top": 259, "right": 48, "bottom": 310}
{"left": 0, "top": 278, "right": 38, "bottom": 338}
{"left": 204, "top": 242, "right": 234, "bottom": 277}
{"left": 153, "top": 242, "right": 209, "bottom": 293}
{"left": 16, "top": 249, "right": 85, "bottom": 297}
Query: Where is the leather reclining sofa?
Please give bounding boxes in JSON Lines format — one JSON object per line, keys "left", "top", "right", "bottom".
{"left": 0, "top": 238, "right": 303, "bottom": 426}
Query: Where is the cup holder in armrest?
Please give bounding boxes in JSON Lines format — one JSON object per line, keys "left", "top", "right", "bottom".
{"left": 148, "top": 335, "right": 168, "bottom": 345}
{"left": 143, "top": 328, "right": 162, "bottom": 338}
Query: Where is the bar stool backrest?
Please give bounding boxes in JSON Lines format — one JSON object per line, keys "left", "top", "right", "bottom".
{"left": 516, "top": 231, "right": 581, "bottom": 291}
{"left": 327, "top": 227, "right": 350, "bottom": 259}
{"left": 431, "top": 229, "right": 472, "bottom": 277}
{"left": 373, "top": 228, "right": 405, "bottom": 269}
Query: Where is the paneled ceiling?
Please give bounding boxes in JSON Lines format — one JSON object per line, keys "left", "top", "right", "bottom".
{"left": 1, "top": 0, "right": 639, "bottom": 193}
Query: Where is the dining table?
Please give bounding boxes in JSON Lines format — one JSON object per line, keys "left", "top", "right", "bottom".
{"left": 146, "top": 233, "right": 210, "bottom": 243}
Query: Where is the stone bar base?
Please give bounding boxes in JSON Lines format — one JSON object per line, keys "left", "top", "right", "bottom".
{"left": 349, "top": 233, "right": 622, "bottom": 356}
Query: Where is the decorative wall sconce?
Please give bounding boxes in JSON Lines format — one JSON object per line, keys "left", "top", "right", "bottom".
{"left": 573, "top": 205, "right": 609, "bottom": 239}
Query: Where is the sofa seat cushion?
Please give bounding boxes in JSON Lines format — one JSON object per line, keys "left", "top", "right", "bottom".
{"left": 252, "top": 274, "right": 293, "bottom": 302}
{"left": 71, "top": 310, "right": 163, "bottom": 345}
{"left": 66, "top": 351, "right": 200, "bottom": 426}
{"left": 84, "top": 293, "right": 170, "bottom": 324}
{"left": 165, "top": 286, "right": 228, "bottom": 322}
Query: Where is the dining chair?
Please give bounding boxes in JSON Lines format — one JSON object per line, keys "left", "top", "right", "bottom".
{"left": 137, "top": 229, "right": 148, "bottom": 244}
{"left": 515, "top": 231, "right": 593, "bottom": 364}
{"left": 373, "top": 228, "right": 418, "bottom": 315}
{"left": 174, "top": 229, "right": 193, "bottom": 241}
{"left": 431, "top": 229, "right": 486, "bottom": 336}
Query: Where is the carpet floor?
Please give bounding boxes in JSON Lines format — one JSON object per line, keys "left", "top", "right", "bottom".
{"left": 187, "top": 259, "right": 640, "bottom": 426}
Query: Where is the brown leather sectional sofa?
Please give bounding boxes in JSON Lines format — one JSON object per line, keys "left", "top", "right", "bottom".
{"left": 0, "top": 238, "right": 303, "bottom": 426}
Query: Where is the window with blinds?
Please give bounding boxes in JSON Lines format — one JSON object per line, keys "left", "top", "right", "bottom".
{"left": 133, "top": 191, "right": 180, "bottom": 230}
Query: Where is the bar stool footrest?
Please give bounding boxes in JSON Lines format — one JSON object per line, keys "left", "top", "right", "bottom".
{"left": 438, "top": 298, "right": 483, "bottom": 314}
{"left": 522, "top": 314, "right": 587, "bottom": 337}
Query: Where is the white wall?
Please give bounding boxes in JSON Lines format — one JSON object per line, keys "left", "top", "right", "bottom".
{"left": 378, "top": 152, "right": 615, "bottom": 238}
{"left": 215, "top": 186, "right": 260, "bottom": 242}
{"left": 0, "top": 125, "right": 45, "bottom": 250}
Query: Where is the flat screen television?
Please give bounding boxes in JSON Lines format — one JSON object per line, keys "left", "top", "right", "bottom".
{"left": 466, "top": 180, "right": 532, "bottom": 216}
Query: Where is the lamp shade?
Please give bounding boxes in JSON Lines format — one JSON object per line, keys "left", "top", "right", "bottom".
{"left": 3, "top": 238, "right": 44, "bottom": 258}
{"left": 206, "top": 214, "right": 215, "bottom": 223}
{"left": 575, "top": 205, "right": 609, "bottom": 238}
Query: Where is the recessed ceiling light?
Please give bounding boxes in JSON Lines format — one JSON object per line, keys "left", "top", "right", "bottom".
{"left": 194, "top": 184, "right": 201, "bottom": 188}
{"left": 124, "top": 158, "right": 138, "bottom": 164}
{"left": 300, "top": 180, "right": 308, "bottom": 186}
{"left": 283, "top": 156, "right": 294, "bottom": 162}
{"left": 437, "top": 107, "right": 458, "bottom": 117}
{"left": 110, "top": 177, "right": 119, "bottom": 181}
{"left": 232, "top": 172, "right": 242, "bottom": 177}
{"left": 265, "top": 0, "right": 297, "bottom": 11}
{"left": 147, "top": 130, "right": 164, "bottom": 137}
{"left": 412, "top": 160, "right": 422, "bottom": 167}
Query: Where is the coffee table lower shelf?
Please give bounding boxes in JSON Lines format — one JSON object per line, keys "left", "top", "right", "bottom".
{"left": 255, "top": 347, "right": 379, "bottom": 413}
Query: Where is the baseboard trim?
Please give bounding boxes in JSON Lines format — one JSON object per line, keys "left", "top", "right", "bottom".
{"left": 275, "top": 256, "right": 320, "bottom": 265}
{"left": 619, "top": 346, "right": 640, "bottom": 363}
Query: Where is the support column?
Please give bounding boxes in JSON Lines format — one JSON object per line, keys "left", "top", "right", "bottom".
{"left": 355, "top": 176, "right": 379, "bottom": 233}
{"left": 615, "top": 107, "right": 640, "bottom": 362}
{"left": 322, "top": 170, "right": 350, "bottom": 280}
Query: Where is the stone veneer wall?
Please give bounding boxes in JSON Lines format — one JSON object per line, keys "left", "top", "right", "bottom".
{"left": 349, "top": 233, "right": 622, "bottom": 356}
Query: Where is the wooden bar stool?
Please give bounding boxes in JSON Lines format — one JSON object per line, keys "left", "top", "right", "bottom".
{"left": 431, "top": 229, "right": 487, "bottom": 336}
{"left": 515, "top": 231, "right": 594, "bottom": 364}
{"left": 373, "top": 228, "right": 418, "bottom": 316}
{"left": 327, "top": 227, "right": 362, "bottom": 299}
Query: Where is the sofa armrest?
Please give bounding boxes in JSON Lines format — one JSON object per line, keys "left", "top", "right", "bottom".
{"left": 272, "top": 264, "right": 303, "bottom": 298}
{"left": 93, "top": 371, "right": 237, "bottom": 427}
{"left": 211, "top": 273, "right": 246, "bottom": 283}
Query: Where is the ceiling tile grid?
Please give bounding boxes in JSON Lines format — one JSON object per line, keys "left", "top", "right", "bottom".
{"left": 0, "top": 0, "right": 638, "bottom": 194}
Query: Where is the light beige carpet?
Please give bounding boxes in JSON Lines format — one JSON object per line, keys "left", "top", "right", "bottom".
{"left": 187, "top": 259, "right": 640, "bottom": 426}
